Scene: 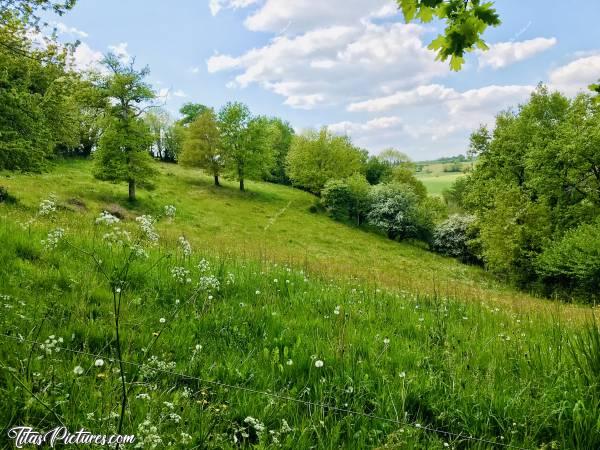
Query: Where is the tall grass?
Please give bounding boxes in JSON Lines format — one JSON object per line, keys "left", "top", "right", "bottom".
{"left": 0, "top": 202, "right": 598, "bottom": 449}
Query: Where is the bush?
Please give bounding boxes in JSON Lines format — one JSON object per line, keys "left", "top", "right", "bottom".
{"left": 431, "top": 214, "right": 479, "bottom": 263}
{"left": 536, "top": 220, "right": 600, "bottom": 298}
{"left": 366, "top": 183, "right": 432, "bottom": 241}
{"left": 0, "top": 185, "right": 17, "bottom": 204}
{"left": 321, "top": 175, "right": 370, "bottom": 225}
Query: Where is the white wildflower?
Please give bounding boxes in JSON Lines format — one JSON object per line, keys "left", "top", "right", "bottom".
{"left": 178, "top": 236, "right": 192, "bottom": 257}
{"left": 41, "top": 228, "right": 65, "bottom": 250}
{"left": 164, "top": 205, "right": 176, "bottom": 218}
{"left": 136, "top": 215, "right": 159, "bottom": 242}
{"left": 74, "top": 366, "right": 84, "bottom": 375}
{"left": 314, "top": 360, "right": 324, "bottom": 368}
{"left": 96, "top": 211, "right": 120, "bottom": 226}
{"left": 95, "top": 359, "right": 104, "bottom": 367}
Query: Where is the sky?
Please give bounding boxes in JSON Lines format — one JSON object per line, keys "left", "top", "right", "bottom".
{"left": 47, "top": 0, "right": 600, "bottom": 160}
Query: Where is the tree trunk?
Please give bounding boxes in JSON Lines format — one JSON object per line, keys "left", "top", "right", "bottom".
{"left": 128, "top": 179, "right": 136, "bottom": 201}
{"left": 239, "top": 178, "right": 245, "bottom": 191}
{"left": 214, "top": 175, "right": 220, "bottom": 186}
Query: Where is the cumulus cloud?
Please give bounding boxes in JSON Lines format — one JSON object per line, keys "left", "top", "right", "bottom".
{"left": 207, "top": 22, "right": 448, "bottom": 109}
{"left": 328, "top": 116, "right": 403, "bottom": 134}
{"left": 549, "top": 54, "right": 600, "bottom": 95}
{"left": 108, "top": 42, "right": 130, "bottom": 62}
{"left": 478, "top": 37, "right": 557, "bottom": 70}
{"left": 55, "top": 22, "right": 89, "bottom": 38}
{"left": 70, "top": 42, "right": 104, "bottom": 72}
{"left": 348, "top": 84, "right": 456, "bottom": 112}
{"left": 209, "top": 0, "right": 260, "bottom": 16}
{"left": 243, "top": 0, "right": 394, "bottom": 34}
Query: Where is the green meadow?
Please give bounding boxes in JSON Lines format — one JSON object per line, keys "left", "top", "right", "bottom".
{"left": 1, "top": 159, "right": 599, "bottom": 449}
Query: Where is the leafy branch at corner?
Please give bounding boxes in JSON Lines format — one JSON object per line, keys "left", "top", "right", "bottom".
{"left": 397, "top": 0, "right": 500, "bottom": 71}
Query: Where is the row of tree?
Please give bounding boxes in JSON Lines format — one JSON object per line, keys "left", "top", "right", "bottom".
{"left": 442, "top": 85, "right": 600, "bottom": 300}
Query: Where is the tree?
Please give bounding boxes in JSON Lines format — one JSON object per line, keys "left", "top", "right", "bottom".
{"left": 365, "top": 155, "right": 392, "bottom": 185}
{"left": 180, "top": 109, "right": 224, "bottom": 186}
{"left": 367, "top": 183, "right": 429, "bottom": 241}
{"left": 0, "top": 0, "right": 77, "bottom": 28}
{"left": 321, "top": 174, "right": 371, "bottom": 225}
{"left": 390, "top": 166, "right": 427, "bottom": 199}
{"left": 377, "top": 148, "right": 414, "bottom": 169}
{"left": 179, "top": 102, "right": 210, "bottom": 127}
{"left": 218, "top": 102, "right": 274, "bottom": 191}
{"left": 264, "top": 118, "right": 294, "bottom": 185}
{"left": 163, "top": 123, "right": 184, "bottom": 163}
{"left": 144, "top": 109, "right": 171, "bottom": 160}
{"left": 397, "top": 0, "right": 501, "bottom": 71}
{"left": 0, "top": 18, "right": 80, "bottom": 170}
{"left": 286, "top": 128, "right": 366, "bottom": 195}
{"left": 93, "top": 54, "right": 156, "bottom": 202}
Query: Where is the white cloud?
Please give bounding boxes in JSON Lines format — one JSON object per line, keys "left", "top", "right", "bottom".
{"left": 55, "top": 22, "right": 89, "bottom": 38}
{"left": 329, "top": 116, "right": 403, "bottom": 134}
{"left": 108, "top": 42, "right": 130, "bottom": 62}
{"left": 209, "top": 0, "right": 260, "bottom": 16}
{"left": 348, "top": 84, "right": 456, "bottom": 112}
{"left": 70, "top": 42, "right": 104, "bottom": 72}
{"left": 173, "top": 89, "right": 188, "bottom": 98}
{"left": 207, "top": 22, "right": 448, "bottom": 109}
{"left": 243, "top": 0, "right": 393, "bottom": 34}
{"left": 189, "top": 66, "right": 201, "bottom": 74}
{"left": 478, "top": 37, "right": 557, "bottom": 70}
{"left": 549, "top": 54, "right": 600, "bottom": 95}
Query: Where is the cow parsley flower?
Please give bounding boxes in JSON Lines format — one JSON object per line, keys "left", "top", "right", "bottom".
{"left": 178, "top": 236, "right": 192, "bottom": 257}
{"left": 96, "top": 211, "right": 120, "bottom": 226}
{"left": 38, "top": 197, "right": 57, "bottom": 216}
{"left": 41, "top": 228, "right": 65, "bottom": 250}
{"left": 164, "top": 205, "right": 176, "bottom": 218}
{"left": 136, "top": 215, "right": 159, "bottom": 242}
{"left": 171, "top": 267, "right": 191, "bottom": 284}
{"left": 197, "top": 258, "right": 210, "bottom": 273}
{"left": 74, "top": 365, "right": 84, "bottom": 375}
{"left": 95, "top": 359, "right": 104, "bottom": 367}
{"left": 314, "top": 360, "right": 324, "bottom": 368}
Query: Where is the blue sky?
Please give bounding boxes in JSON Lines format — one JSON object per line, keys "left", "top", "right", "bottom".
{"left": 51, "top": 0, "right": 600, "bottom": 160}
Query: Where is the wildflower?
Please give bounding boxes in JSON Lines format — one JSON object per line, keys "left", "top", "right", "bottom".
{"left": 159, "top": 318, "right": 166, "bottom": 324}
{"left": 73, "top": 366, "right": 84, "bottom": 375}
{"left": 171, "top": 266, "right": 191, "bottom": 284}
{"left": 197, "top": 259, "right": 210, "bottom": 273}
{"left": 164, "top": 205, "right": 176, "bottom": 218}
{"left": 314, "top": 360, "right": 324, "bottom": 368}
{"left": 255, "top": 290, "right": 261, "bottom": 295}
{"left": 95, "top": 211, "right": 120, "bottom": 226}
{"left": 136, "top": 393, "right": 151, "bottom": 400}
{"left": 198, "top": 275, "right": 220, "bottom": 293}
{"left": 383, "top": 337, "right": 390, "bottom": 345}
{"left": 334, "top": 306, "right": 341, "bottom": 315}
{"left": 95, "top": 359, "right": 104, "bottom": 367}
{"left": 178, "top": 236, "right": 192, "bottom": 257}
{"left": 136, "top": 215, "right": 159, "bottom": 242}
{"left": 195, "top": 344, "right": 202, "bottom": 351}
{"left": 399, "top": 371, "right": 406, "bottom": 378}
{"left": 41, "top": 228, "right": 65, "bottom": 250}
{"left": 38, "top": 197, "right": 57, "bottom": 216}
{"left": 286, "top": 359, "right": 293, "bottom": 366}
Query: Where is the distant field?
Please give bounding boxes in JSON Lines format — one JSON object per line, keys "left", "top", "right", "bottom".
{"left": 417, "top": 172, "right": 464, "bottom": 195}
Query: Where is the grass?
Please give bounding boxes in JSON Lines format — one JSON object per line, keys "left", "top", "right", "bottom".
{"left": 1, "top": 158, "right": 599, "bottom": 448}
{"left": 0, "top": 158, "right": 589, "bottom": 321}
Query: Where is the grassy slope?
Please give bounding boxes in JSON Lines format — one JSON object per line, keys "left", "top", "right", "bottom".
{"left": 0, "top": 159, "right": 586, "bottom": 320}
{"left": 1, "top": 159, "right": 599, "bottom": 448}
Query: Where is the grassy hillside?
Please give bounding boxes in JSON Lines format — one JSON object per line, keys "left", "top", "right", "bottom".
{"left": 1, "top": 159, "right": 599, "bottom": 448}
{"left": 415, "top": 161, "right": 470, "bottom": 196}
{"left": 0, "top": 159, "right": 587, "bottom": 320}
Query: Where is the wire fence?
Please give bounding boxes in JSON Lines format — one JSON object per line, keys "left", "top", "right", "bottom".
{"left": 0, "top": 333, "right": 528, "bottom": 449}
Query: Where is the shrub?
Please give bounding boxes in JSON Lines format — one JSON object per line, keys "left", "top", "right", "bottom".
{"left": 536, "top": 219, "right": 600, "bottom": 297}
{"left": 321, "top": 175, "right": 370, "bottom": 225}
{"left": 431, "top": 214, "right": 479, "bottom": 263}
{"left": 0, "top": 185, "right": 17, "bottom": 204}
{"left": 366, "top": 183, "right": 432, "bottom": 241}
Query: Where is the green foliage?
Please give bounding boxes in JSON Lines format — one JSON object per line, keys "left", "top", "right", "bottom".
{"left": 367, "top": 183, "right": 432, "bottom": 241}
{"left": 93, "top": 54, "right": 157, "bottom": 201}
{"left": 442, "top": 175, "right": 469, "bottom": 209}
{"left": 0, "top": 20, "right": 81, "bottom": 170}
{"left": 321, "top": 174, "right": 370, "bottom": 225}
{"left": 180, "top": 109, "right": 223, "bottom": 185}
{"left": 0, "top": 0, "right": 77, "bottom": 26}
{"left": 364, "top": 155, "right": 392, "bottom": 185}
{"left": 178, "top": 102, "right": 210, "bottom": 127}
{"left": 463, "top": 86, "right": 600, "bottom": 296}
{"left": 432, "top": 214, "right": 479, "bottom": 263}
{"left": 218, "top": 102, "right": 275, "bottom": 191}
{"left": 263, "top": 118, "right": 294, "bottom": 185}
{"left": 390, "top": 166, "right": 428, "bottom": 199}
{"left": 163, "top": 123, "right": 184, "bottom": 163}
{"left": 398, "top": 0, "right": 500, "bottom": 70}
{"left": 144, "top": 108, "right": 175, "bottom": 162}
{"left": 536, "top": 219, "right": 600, "bottom": 295}
{"left": 286, "top": 128, "right": 365, "bottom": 195}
